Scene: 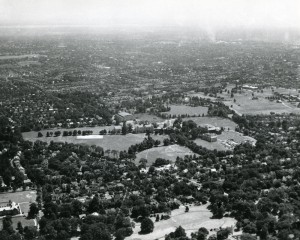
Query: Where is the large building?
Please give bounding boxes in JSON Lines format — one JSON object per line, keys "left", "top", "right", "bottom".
{"left": 114, "top": 112, "right": 135, "bottom": 122}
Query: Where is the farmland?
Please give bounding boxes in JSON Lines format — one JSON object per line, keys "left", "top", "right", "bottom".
{"left": 127, "top": 204, "right": 236, "bottom": 240}
{"left": 135, "top": 144, "right": 195, "bottom": 166}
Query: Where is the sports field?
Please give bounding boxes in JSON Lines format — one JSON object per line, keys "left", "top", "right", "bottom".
{"left": 127, "top": 205, "right": 236, "bottom": 240}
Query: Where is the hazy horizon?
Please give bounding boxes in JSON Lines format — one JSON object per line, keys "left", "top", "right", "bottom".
{"left": 0, "top": 0, "right": 299, "bottom": 32}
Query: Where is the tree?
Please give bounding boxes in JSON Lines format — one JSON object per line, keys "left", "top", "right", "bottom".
{"left": 37, "top": 132, "right": 43, "bottom": 138}
{"left": 28, "top": 203, "right": 39, "bottom": 219}
{"left": 24, "top": 226, "right": 38, "bottom": 240}
{"left": 80, "top": 223, "right": 111, "bottom": 240}
{"left": 194, "top": 227, "right": 209, "bottom": 240}
{"left": 140, "top": 218, "right": 154, "bottom": 234}
{"left": 122, "top": 122, "right": 127, "bottom": 135}
{"left": 185, "top": 206, "right": 189, "bottom": 212}
{"left": 3, "top": 216, "right": 14, "bottom": 234}
{"left": 240, "top": 233, "right": 257, "bottom": 240}
{"left": 17, "top": 221, "right": 24, "bottom": 234}
{"left": 139, "top": 158, "right": 148, "bottom": 168}
{"left": 217, "top": 228, "right": 232, "bottom": 240}
{"left": 174, "top": 226, "right": 186, "bottom": 238}
{"left": 163, "top": 138, "right": 171, "bottom": 146}
{"left": 87, "top": 196, "right": 101, "bottom": 214}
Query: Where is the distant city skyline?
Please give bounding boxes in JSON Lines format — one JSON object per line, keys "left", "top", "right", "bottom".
{"left": 0, "top": 0, "right": 299, "bottom": 31}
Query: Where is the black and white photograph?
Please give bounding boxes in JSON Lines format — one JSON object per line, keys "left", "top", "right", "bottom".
{"left": 0, "top": 0, "right": 300, "bottom": 239}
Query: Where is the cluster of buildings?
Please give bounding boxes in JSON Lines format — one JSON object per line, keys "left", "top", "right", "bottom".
{"left": 112, "top": 112, "right": 175, "bottom": 134}
{"left": 0, "top": 201, "right": 21, "bottom": 217}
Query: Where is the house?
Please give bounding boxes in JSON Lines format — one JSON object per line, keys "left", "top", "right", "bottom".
{"left": 114, "top": 125, "right": 122, "bottom": 133}
{"left": 201, "top": 133, "right": 217, "bottom": 142}
{"left": 201, "top": 124, "right": 221, "bottom": 133}
{"left": 145, "top": 124, "right": 154, "bottom": 133}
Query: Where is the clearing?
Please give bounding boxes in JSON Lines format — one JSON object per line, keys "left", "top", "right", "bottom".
{"left": 127, "top": 204, "right": 236, "bottom": 240}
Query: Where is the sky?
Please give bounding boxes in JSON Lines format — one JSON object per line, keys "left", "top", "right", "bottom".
{"left": 0, "top": 0, "right": 299, "bottom": 31}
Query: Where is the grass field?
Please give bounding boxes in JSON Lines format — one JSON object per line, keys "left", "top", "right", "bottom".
{"left": 162, "top": 105, "right": 208, "bottom": 116}
{"left": 23, "top": 133, "right": 167, "bottom": 152}
{"left": 0, "top": 190, "right": 36, "bottom": 214}
{"left": 135, "top": 144, "right": 195, "bottom": 166}
{"left": 127, "top": 205, "right": 236, "bottom": 240}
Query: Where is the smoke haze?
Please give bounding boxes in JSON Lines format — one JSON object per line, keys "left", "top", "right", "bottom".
{"left": 0, "top": 0, "right": 299, "bottom": 31}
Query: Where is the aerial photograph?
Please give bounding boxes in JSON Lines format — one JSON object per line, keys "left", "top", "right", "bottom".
{"left": 0, "top": 0, "right": 300, "bottom": 239}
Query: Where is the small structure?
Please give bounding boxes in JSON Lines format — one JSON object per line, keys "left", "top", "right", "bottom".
{"left": 242, "top": 84, "right": 258, "bottom": 90}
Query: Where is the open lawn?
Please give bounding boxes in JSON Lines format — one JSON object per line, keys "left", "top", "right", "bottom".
{"left": 185, "top": 117, "right": 237, "bottom": 130}
{"left": 127, "top": 205, "right": 236, "bottom": 240}
{"left": 162, "top": 105, "right": 208, "bottom": 116}
{"left": 134, "top": 113, "right": 164, "bottom": 123}
{"left": 194, "top": 139, "right": 227, "bottom": 151}
{"left": 218, "top": 85, "right": 300, "bottom": 115}
{"left": 135, "top": 144, "right": 195, "bottom": 166}
{"left": 0, "top": 215, "right": 36, "bottom": 230}
{"left": 0, "top": 190, "right": 36, "bottom": 214}
{"left": 23, "top": 133, "right": 167, "bottom": 152}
